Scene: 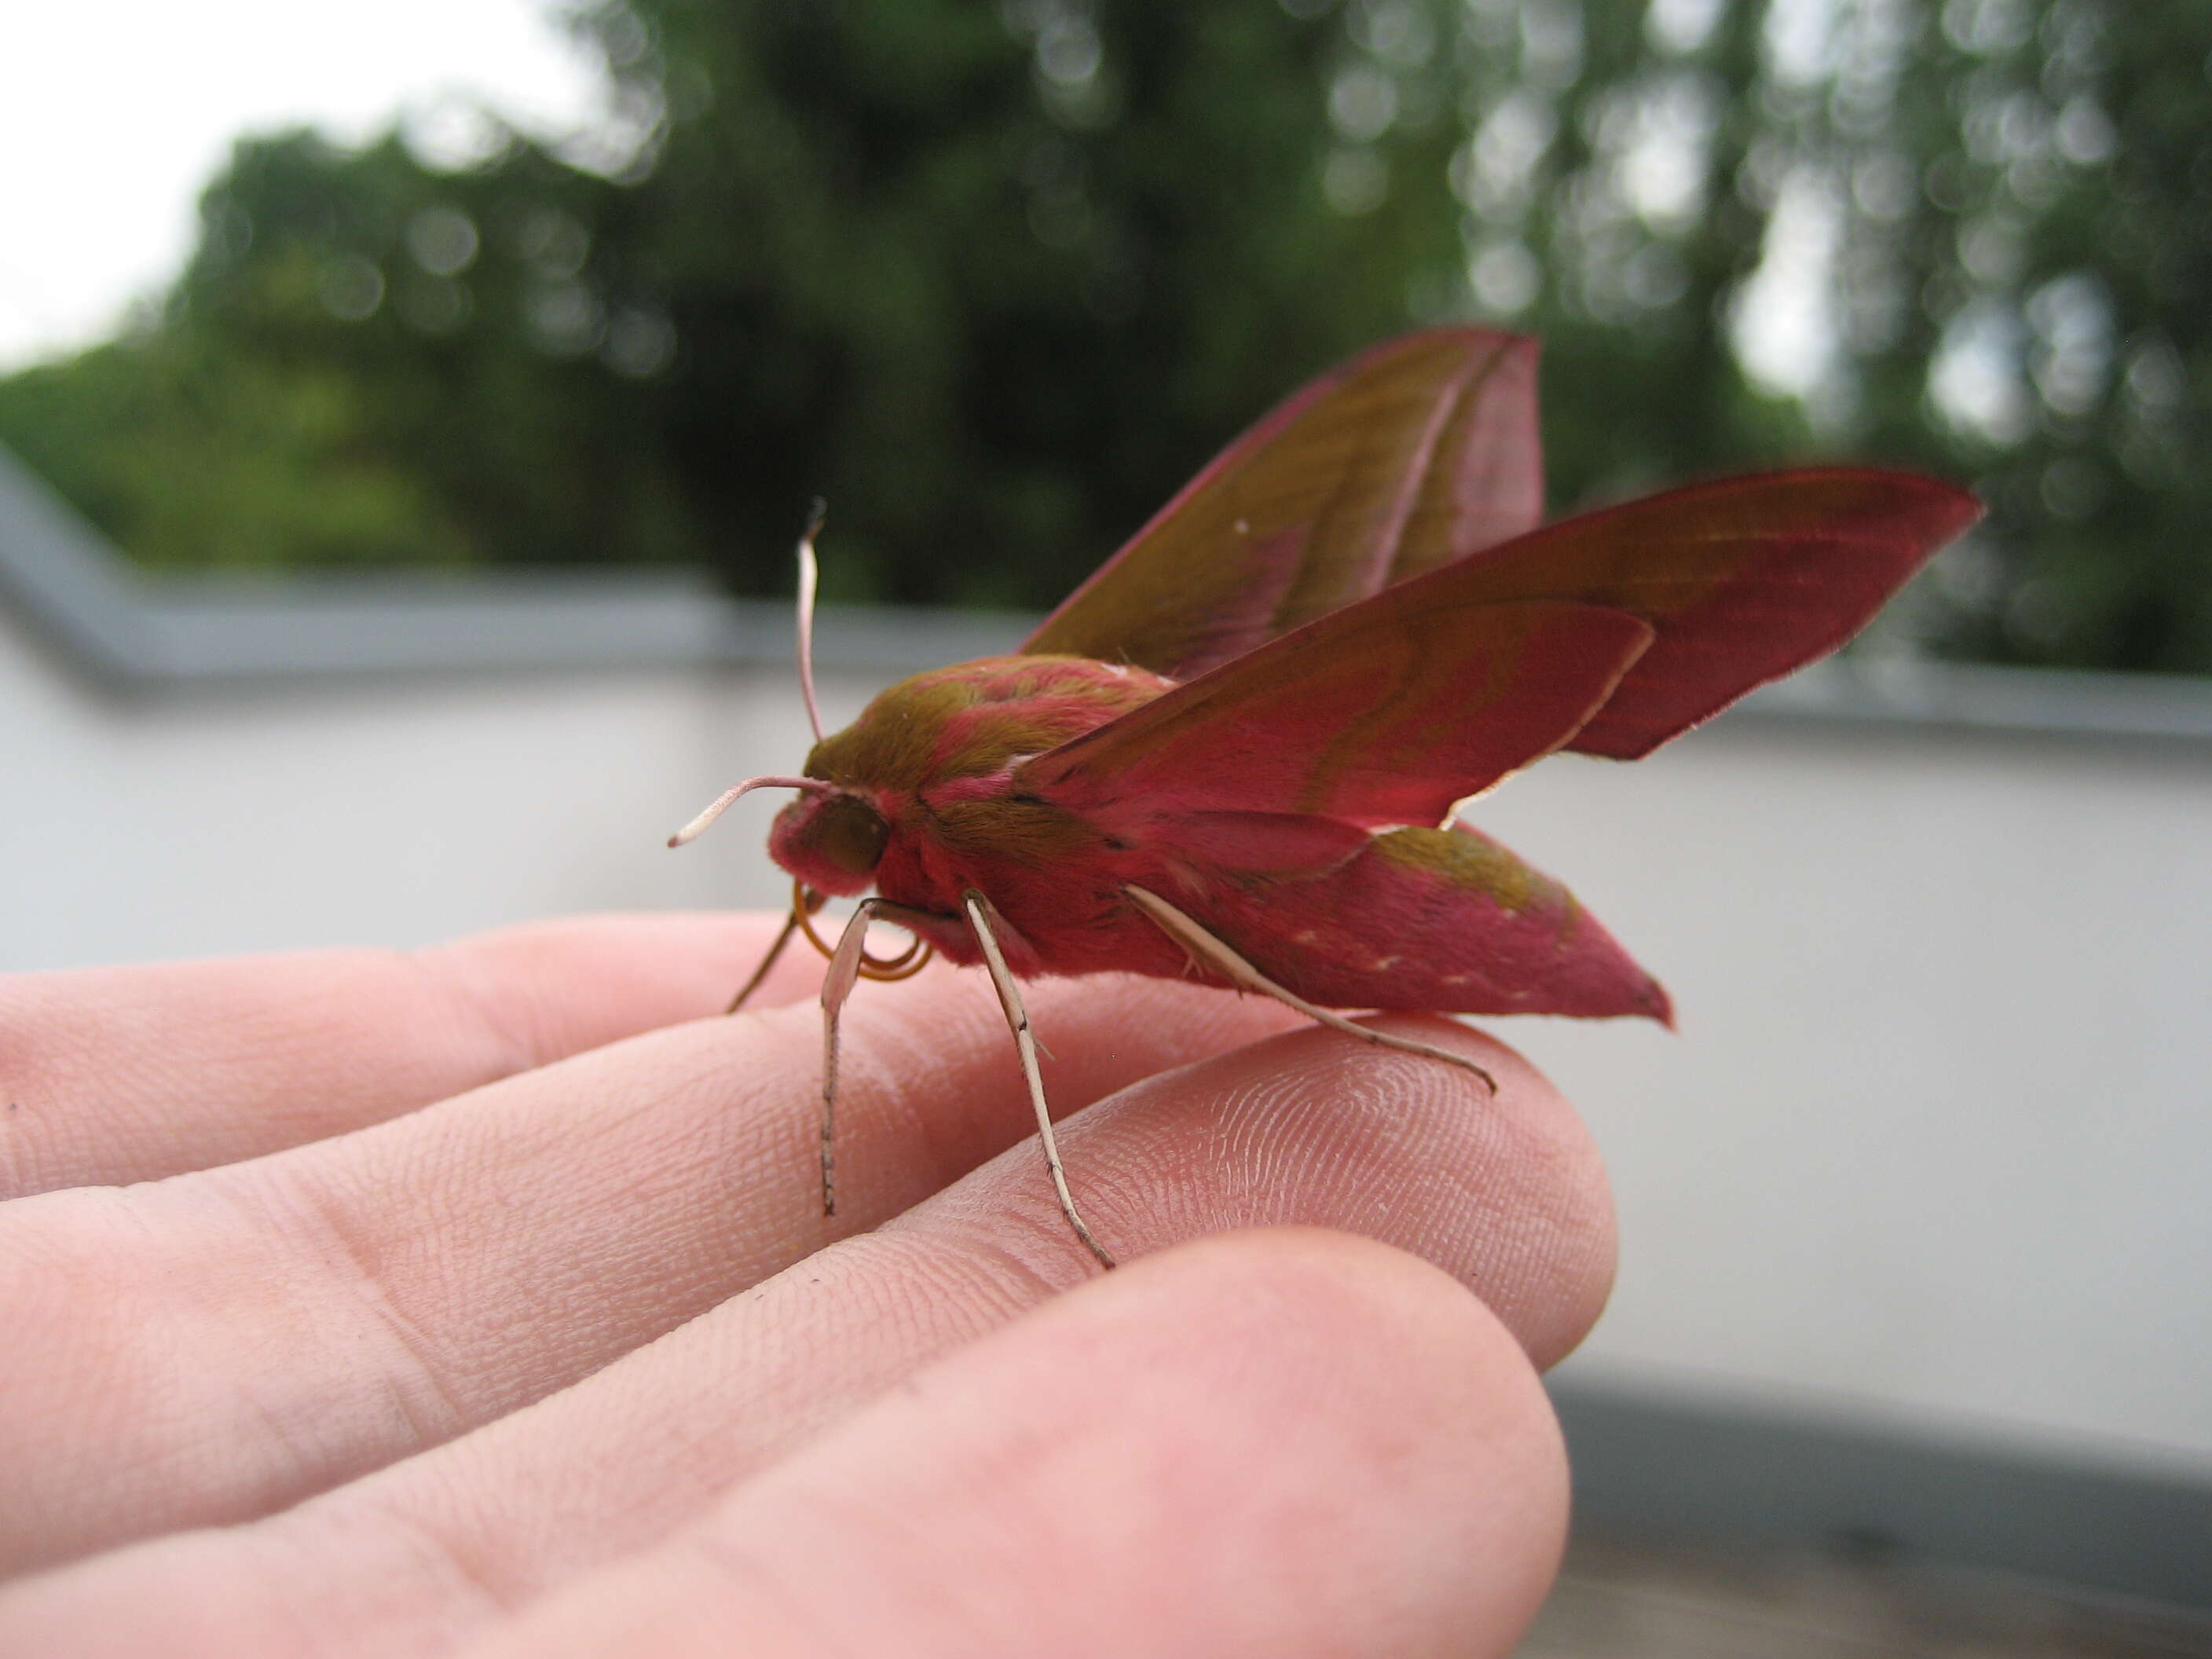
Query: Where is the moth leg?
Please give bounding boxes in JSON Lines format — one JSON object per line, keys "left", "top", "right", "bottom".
{"left": 817, "top": 896, "right": 943, "bottom": 1218}
{"left": 961, "top": 889, "right": 1117, "bottom": 1271}
{"left": 727, "top": 909, "right": 799, "bottom": 1016}
{"left": 727, "top": 887, "right": 830, "bottom": 1014}
{"left": 815, "top": 897, "right": 906, "bottom": 1215}
{"left": 1122, "top": 884, "right": 1499, "bottom": 1095}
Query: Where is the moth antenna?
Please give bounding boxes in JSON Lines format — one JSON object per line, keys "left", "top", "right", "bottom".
{"left": 666, "top": 775, "right": 830, "bottom": 848}
{"left": 796, "top": 497, "right": 827, "bottom": 745}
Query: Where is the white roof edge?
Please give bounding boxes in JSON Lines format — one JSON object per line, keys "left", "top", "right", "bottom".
{"left": 5, "top": 442, "right": 2210, "bottom": 745}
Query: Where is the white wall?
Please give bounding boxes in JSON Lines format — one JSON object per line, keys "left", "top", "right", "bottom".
{"left": 0, "top": 604, "right": 863, "bottom": 965}
{"left": 1478, "top": 722, "right": 2212, "bottom": 1478}
{"left": 4, "top": 601, "right": 2208, "bottom": 1478}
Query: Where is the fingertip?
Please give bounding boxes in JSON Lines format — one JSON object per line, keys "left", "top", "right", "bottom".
{"left": 912, "top": 1011, "right": 1617, "bottom": 1371}
{"left": 1267, "top": 1018, "right": 1621, "bottom": 1370}
{"left": 1097, "top": 1225, "right": 1572, "bottom": 1469}
{"left": 455, "top": 1226, "right": 1568, "bottom": 1659}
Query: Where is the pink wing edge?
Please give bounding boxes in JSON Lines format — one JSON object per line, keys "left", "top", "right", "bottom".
{"left": 1018, "top": 327, "right": 1540, "bottom": 660}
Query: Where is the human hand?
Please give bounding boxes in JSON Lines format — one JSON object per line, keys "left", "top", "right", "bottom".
{"left": 0, "top": 911, "right": 1614, "bottom": 1657}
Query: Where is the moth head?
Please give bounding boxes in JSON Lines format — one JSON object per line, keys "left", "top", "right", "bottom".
{"left": 767, "top": 786, "right": 890, "bottom": 897}
{"left": 664, "top": 770, "right": 884, "bottom": 899}
{"left": 665, "top": 503, "right": 901, "bottom": 902}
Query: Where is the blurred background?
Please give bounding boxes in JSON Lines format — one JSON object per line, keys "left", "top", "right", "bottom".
{"left": 4, "top": 0, "right": 2207, "bottom": 665}
{"left": 2, "top": 0, "right": 2208, "bottom": 1650}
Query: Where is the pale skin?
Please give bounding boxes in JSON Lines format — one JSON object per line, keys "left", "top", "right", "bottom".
{"left": 0, "top": 910, "right": 1617, "bottom": 1658}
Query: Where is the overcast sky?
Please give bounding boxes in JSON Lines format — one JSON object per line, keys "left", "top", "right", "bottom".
{"left": 0, "top": 0, "right": 601, "bottom": 371}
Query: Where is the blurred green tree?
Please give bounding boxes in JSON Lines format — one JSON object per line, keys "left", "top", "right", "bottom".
{"left": 0, "top": 0, "right": 2203, "bottom": 668}
{"left": 0, "top": 131, "right": 683, "bottom": 573}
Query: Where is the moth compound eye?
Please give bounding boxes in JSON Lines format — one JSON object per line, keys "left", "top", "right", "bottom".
{"left": 767, "top": 791, "right": 888, "bottom": 899}
{"left": 800, "top": 792, "right": 891, "bottom": 877}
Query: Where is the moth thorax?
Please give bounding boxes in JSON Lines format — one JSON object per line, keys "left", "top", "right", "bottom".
{"left": 769, "top": 789, "right": 890, "bottom": 897}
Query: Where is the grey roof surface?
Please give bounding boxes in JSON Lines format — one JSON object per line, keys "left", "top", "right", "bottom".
{"left": 5, "top": 440, "right": 2210, "bottom": 745}
{"left": 0, "top": 443, "right": 1023, "bottom": 691}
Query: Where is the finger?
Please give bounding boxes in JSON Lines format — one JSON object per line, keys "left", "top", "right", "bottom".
{"left": 0, "top": 969, "right": 1305, "bottom": 1575}
{"left": 0, "top": 911, "right": 826, "bottom": 1198}
{"left": 0, "top": 1019, "right": 1606, "bottom": 1654}
{"left": 456, "top": 1232, "right": 1568, "bottom": 1659}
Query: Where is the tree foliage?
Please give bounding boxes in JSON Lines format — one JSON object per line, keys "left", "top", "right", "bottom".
{"left": 0, "top": 0, "right": 2204, "bottom": 669}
